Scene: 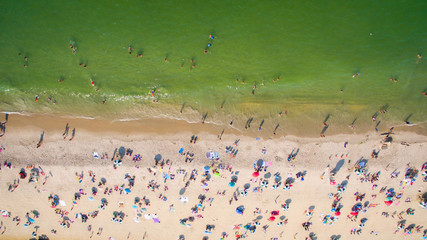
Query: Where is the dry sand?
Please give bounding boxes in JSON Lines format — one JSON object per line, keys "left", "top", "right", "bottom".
{"left": 0, "top": 114, "right": 426, "bottom": 240}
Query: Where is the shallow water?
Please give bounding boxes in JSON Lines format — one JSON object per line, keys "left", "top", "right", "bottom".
{"left": 0, "top": 0, "right": 426, "bottom": 136}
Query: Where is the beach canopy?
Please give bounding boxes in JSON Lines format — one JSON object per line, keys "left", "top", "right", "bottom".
{"left": 179, "top": 196, "right": 189, "bottom": 202}
{"left": 252, "top": 171, "right": 260, "bottom": 177}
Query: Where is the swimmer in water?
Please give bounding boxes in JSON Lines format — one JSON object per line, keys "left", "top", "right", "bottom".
{"left": 417, "top": 54, "right": 422, "bottom": 63}
{"left": 352, "top": 72, "right": 360, "bottom": 78}
{"left": 90, "top": 79, "right": 95, "bottom": 86}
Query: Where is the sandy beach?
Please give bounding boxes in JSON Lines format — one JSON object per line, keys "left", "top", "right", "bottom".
{"left": 0, "top": 114, "right": 426, "bottom": 240}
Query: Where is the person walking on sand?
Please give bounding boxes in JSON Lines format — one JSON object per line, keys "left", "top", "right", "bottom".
{"left": 69, "top": 128, "right": 75, "bottom": 141}
{"left": 63, "top": 123, "right": 69, "bottom": 139}
{"left": 37, "top": 131, "right": 44, "bottom": 148}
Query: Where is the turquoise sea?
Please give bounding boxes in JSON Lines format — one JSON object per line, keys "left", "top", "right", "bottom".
{"left": 0, "top": 0, "right": 426, "bottom": 136}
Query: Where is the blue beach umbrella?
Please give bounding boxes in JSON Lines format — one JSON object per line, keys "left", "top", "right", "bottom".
{"left": 236, "top": 206, "right": 245, "bottom": 214}
{"left": 125, "top": 188, "right": 131, "bottom": 194}
{"left": 229, "top": 182, "right": 235, "bottom": 187}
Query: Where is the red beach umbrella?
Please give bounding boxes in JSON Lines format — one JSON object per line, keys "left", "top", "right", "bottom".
{"left": 334, "top": 211, "right": 341, "bottom": 216}
{"left": 252, "top": 171, "right": 260, "bottom": 177}
{"left": 350, "top": 211, "right": 358, "bottom": 216}
{"left": 384, "top": 200, "right": 393, "bottom": 206}
{"left": 268, "top": 216, "right": 276, "bottom": 221}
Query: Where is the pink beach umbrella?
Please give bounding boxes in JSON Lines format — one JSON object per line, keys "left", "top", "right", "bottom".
{"left": 252, "top": 171, "right": 260, "bottom": 177}
{"left": 268, "top": 216, "right": 276, "bottom": 221}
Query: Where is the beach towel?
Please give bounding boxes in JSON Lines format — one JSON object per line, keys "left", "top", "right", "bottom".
{"left": 206, "top": 151, "right": 219, "bottom": 159}
{"left": 153, "top": 218, "right": 160, "bottom": 223}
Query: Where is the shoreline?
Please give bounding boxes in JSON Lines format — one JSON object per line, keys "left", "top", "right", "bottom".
{"left": 1, "top": 112, "right": 427, "bottom": 142}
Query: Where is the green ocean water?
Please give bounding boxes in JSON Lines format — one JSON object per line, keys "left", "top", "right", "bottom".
{"left": 0, "top": 0, "right": 426, "bottom": 136}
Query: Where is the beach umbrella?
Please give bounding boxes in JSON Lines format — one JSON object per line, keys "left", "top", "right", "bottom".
{"left": 271, "top": 211, "right": 279, "bottom": 216}
{"left": 268, "top": 216, "right": 276, "bottom": 221}
{"left": 154, "top": 154, "right": 162, "bottom": 162}
{"left": 229, "top": 182, "right": 235, "bottom": 187}
{"left": 252, "top": 171, "right": 259, "bottom": 177}
{"left": 350, "top": 211, "right": 358, "bottom": 216}
{"left": 125, "top": 188, "right": 131, "bottom": 194}
{"left": 119, "top": 147, "right": 126, "bottom": 158}
{"left": 334, "top": 211, "right": 341, "bottom": 216}
{"left": 204, "top": 166, "right": 210, "bottom": 172}
{"left": 236, "top": 206, "right": 244, "bottom": 215}
{"left": 384, "top": 200, "right": 393, "bottom": 206}
{"left": 214, "top": 172, "right": 220, "bottom": 177}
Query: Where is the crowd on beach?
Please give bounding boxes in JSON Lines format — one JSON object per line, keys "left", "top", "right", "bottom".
{"left": 0, "top": 111, "right": 426, "bottom": 240}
